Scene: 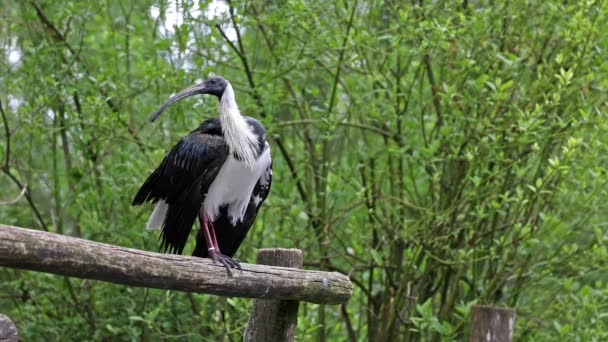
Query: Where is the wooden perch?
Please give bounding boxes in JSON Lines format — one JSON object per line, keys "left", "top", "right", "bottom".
{"left": 0, "top": 224, "right": 352, "bottom": 305}
{"left": 245, "top": 249, "right": 303, "bottom": 341}
{"left": 0, "top": 314, "right": 18, "bottom": 342}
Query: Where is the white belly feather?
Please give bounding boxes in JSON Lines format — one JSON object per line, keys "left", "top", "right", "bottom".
{"left": 145, "top": 145, "right": 271, "bottom": 230}
{"left": 204, "top": 147, "right": 271, "bottom": 225}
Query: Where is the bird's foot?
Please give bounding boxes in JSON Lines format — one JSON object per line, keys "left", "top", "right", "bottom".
{"left": 209, "top": 252, "right": 242, "bottom": 277}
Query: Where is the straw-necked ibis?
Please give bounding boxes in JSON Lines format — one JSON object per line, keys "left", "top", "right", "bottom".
{"left": 132, "top": 76, "right": 272, "bottom": 275}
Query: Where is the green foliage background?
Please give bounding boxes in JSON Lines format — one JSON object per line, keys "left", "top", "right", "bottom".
{"left": 1, "top": 0, "right": 607, "bottom": 340}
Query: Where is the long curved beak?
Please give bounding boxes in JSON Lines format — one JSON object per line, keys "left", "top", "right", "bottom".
{"left": 150, "top": 83, "right": 208, "bottom": 122}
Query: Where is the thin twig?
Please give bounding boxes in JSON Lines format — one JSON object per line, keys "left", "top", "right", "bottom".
{"left": 0, "top": 186, "right": 27, "bottom": 205}
{"left": 0, "top": 98, "right": 9, "bottom": 170}
{"left": 424, "top": 54, "right": 443, "bottom": 132}
{"left": 341, "top": 304, "right": 357, "bottom": 342}
{"left": 327, "top": 0, "right": 358, "bottom": 115}
{"left": 214, "top": 24, "right": 243, "bottom": 60}
{"left": 319, "top": 1, "right": 359, "bottom": 249}
{"left": 0, "top": 99, "right": 49, "bottom": 231}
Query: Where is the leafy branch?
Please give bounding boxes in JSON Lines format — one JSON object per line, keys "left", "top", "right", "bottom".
{"left": 0, "top": 99, "right": 48, "bottom": 231}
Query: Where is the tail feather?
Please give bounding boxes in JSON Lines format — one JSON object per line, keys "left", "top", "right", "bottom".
{"left": 132, "top": 172, "right": 159, "bottom": 205}
{"left": 159, "top": 181, "right": 203, "bottom": 254}
{"left": 146, "top": 200, "right": 168, "bottom": 230}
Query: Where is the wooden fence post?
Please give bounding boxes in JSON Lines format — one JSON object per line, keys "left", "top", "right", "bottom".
{"left": 0, "top": 314, "right": 18, "bottom": 342}
{"left": 244, "top": 248, "right": 303, "bottom": 342}
{"left": 470, "top": 305, "right": 516, "bottom": 342}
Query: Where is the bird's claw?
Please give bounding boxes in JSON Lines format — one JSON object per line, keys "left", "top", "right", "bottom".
{"left": 210, "top": 253, "right": 242, "bottom": 276}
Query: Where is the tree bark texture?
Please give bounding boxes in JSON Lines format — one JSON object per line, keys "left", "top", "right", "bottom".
{"left": 0, "top": 225, "right": 351, "bottom": 304}
{"left": 470, "top": 305, "right": 516, "bottom": 342}
{"left": 0, "top": 314, "right": 18, "bottom": 342}
{"left": 244, "top": 248, "right": 303, "bottom": 342}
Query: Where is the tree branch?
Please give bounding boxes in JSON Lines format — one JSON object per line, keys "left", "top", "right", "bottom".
{"left": 0, "top": 100, "right": 49, "bottom": 231}
{"left": 28, "top": 0, "right": 146, "bottom": 152}
{"left": 0, "top": 98, "right": 9, "bottom": 170}
{"left": 424, "top": 54, "right": 443, "bottom": 132}
{"left": 327, "top": 0, "right": 358, "bottom": 115}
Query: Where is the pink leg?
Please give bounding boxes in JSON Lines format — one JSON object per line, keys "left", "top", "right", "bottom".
{"left": 198, "top": 209, "right": 241, "bottom": 275}
{"left": 202, "top": 211, "right": 220, "bottom": 252}
{"left": 199, "top": 209, "right": 216, "bottom": 253}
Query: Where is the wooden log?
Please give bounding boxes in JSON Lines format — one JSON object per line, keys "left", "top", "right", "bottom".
{"left": 0, "top": 314, "right": 18, "bottom": 342}
{"left": 0, "top": 225, "right": 352, "bottom": 304}
{"left": 244, "top": 249, "right": 303, "bottom": 342}
{"left": 470, "top": 305, "right": 516, "bottom": 342}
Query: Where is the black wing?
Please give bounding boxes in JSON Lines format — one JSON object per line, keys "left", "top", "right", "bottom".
{"left": 132, "top": 119, "right": 228, "bottom": 254}
{"left": 193, "top": 158, "right": 273, "bottom": 258}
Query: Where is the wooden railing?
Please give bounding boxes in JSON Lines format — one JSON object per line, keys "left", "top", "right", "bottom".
{"left": 0, "top": 224, "right": 351, "bottom": 341}
{"left": 0, "top": 224, "right": 516, "bottom": 341}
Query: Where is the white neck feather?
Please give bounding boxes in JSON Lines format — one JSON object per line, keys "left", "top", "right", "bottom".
{"left": 220, "top": 83, "right": 258, "bottom": 169}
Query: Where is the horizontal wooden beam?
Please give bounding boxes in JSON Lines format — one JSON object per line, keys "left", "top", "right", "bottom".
{"left": 0, "top": 225, "right": 352, "bottom": 305}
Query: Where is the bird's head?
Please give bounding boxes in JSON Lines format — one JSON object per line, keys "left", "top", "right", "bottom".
{"left": 150, "top": 76, "right": 229, "bottom": 122}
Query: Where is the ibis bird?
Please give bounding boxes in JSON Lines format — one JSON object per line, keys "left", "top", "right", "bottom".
{"left": 132, "top": 76, "right": 272, "bottom": 275}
